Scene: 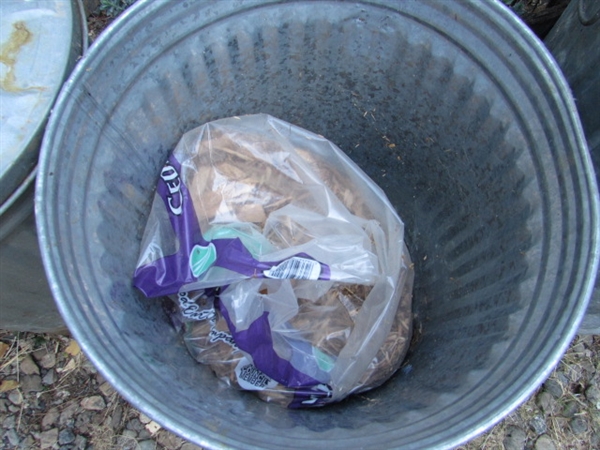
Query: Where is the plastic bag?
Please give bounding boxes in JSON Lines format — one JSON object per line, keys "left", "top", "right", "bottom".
{"left": 134, "top": 114, "right": 414, "bottom": 408}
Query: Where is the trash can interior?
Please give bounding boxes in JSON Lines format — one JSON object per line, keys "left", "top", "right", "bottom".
{"left": 36, "top": 1, "right": 599, "bottom": 449}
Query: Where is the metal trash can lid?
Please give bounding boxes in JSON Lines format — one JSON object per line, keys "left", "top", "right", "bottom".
{"left": 0, "top": 0, "right": 86, "bottom": 207}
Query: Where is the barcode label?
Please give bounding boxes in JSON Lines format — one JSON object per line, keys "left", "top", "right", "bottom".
{"left": 263, "top": 257, "right": 321, "bottom": 280}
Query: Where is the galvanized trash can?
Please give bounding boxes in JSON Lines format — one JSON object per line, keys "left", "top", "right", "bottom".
{"left": 0, "top": 0, "right": 87, "bottom": 333}
{"left": 36, "top": 1, "right": 600, "bottom": 448}
{"left": 545, "top": 0, "right": 600, "bottom": 335}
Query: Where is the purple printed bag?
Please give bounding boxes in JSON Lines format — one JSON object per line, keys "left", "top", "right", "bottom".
{"left": 134, "top": 114, "right": 413, "bottom": 408}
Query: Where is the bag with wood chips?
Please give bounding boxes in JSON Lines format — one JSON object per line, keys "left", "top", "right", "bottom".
{"left": 134, "top": 114, "right": 414, "bottom": 408}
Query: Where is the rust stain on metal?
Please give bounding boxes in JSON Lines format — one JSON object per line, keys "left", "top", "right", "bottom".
{"left": 0, "top": 21, "right": 43, "bottom": 93}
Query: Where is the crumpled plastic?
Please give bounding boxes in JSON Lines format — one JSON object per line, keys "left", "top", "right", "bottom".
{"left": 134, "top": 114, "right": 414, "bottom": 408}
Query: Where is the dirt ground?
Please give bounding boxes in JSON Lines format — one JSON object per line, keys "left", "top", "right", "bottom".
{"left": 1, "top": 330, "right": 598, "bottom": 449}
{"left": 0, "top": 330, "right": 199, "bottom": 450}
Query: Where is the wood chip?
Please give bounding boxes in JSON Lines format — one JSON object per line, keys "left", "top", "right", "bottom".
{"left": 0, "top": 379, "right": 19, "bottom": 392}
{"left": 0, "top": 342, "right": 9, "bottom": 359}
{"left": 65, "top": 340, "right": 80, "bottom": 357}
{"left": 145, "top": 420, "right": 161, "bottom": 435}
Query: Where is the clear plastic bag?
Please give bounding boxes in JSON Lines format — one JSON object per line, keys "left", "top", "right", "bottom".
{"left": 134, "top": 114, "right": 413, "bottom": 407}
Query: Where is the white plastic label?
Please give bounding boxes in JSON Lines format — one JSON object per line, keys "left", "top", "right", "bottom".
{"left": 263, "top": 257, "right": 321, "bottom": 280}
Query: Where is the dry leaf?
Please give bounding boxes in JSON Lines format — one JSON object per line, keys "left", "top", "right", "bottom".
{"left": 0, "top": 342, "right": 9, "bottom": 359}
{"left": 65, "top": 340, "right": 80, "bottom": 356}
{"left": 57, "top": 358, "right": 77, "bottom": 374}
{"left": 0, "top": 379, "right": 18, "bottom": 392}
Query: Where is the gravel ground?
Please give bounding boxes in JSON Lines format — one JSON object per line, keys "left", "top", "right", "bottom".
{"left": 0, "top": 331, "right": 598, "bottom": 449}
{"left": 0, "top": 331, "right": 200, "bottom": 450}
{"left": 459, "top": 334, "right": 600, "bottom": 450}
